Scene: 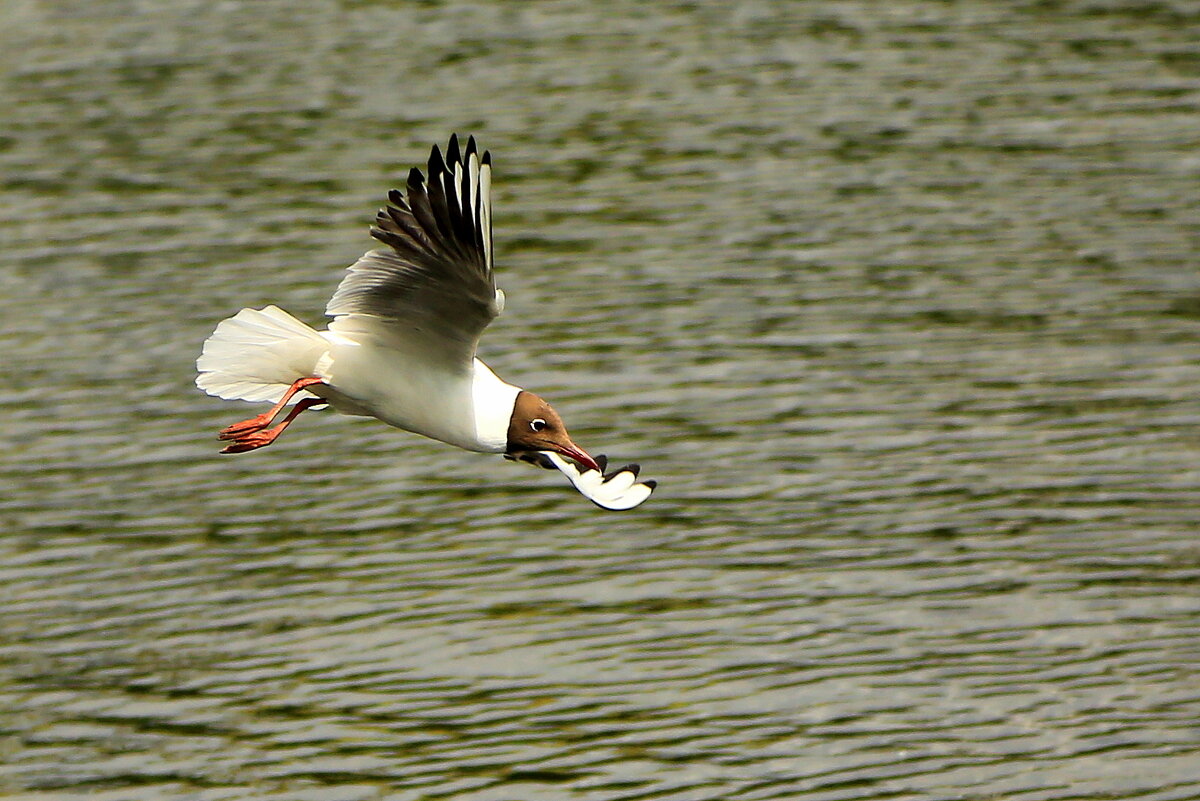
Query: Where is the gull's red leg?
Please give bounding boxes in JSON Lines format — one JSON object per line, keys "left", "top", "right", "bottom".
{"left": 220, "top": 397, "right": 324, "bottom": 454}
{"left": 218, "top": 377, "right": 326, "bottom": 440}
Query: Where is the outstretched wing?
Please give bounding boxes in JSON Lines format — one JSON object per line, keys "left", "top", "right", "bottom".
{"left": 326, "top": 134, "right": 502, "bottom": 366}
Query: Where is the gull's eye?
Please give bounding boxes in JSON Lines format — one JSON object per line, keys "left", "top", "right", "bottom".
{"left": 530, "top": 418, "right": 547, "bottom": 432}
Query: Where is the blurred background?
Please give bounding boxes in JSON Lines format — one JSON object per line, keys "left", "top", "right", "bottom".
{"left": 3, "top": 1, "right": 1199, "bottom": 799}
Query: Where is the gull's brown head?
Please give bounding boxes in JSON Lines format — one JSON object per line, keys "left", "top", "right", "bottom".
{"left": 506, "top": 391, "right": 600, "bottom": 472}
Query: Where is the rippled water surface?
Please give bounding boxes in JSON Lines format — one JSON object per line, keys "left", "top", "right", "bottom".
{"left": 3, "top": 1, "right": 1200, "bottom": 799}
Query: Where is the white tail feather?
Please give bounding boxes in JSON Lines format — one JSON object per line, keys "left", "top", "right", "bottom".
{"left": 196, "top": 306, "right": 329, "bottom": 404}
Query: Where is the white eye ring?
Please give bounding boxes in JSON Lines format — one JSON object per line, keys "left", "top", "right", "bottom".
{"left": 530, "top": 418, "right": 547, "bottom": 432}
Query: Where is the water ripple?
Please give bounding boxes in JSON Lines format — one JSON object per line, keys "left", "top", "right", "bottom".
{"left": 3, "top": 0, "right": 1200, "bottom": 799}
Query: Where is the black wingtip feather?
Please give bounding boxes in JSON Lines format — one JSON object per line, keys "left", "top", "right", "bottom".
{"left": 446, "top": 133, "right": 461, "bottom": 166}
{"left": 370, "top": 221, "right": 414, "bottom": 250}
{"left": 643, "top": 480, "right": 658, "bottom": 490}
{"left": 375, "top": 200, "right": 440, "bottom": 256}
{"left": 369, "top": 225, "right": 402, "bottom": 250}
{"left": 436, "top": 151, "right": 468, "bottom": 257}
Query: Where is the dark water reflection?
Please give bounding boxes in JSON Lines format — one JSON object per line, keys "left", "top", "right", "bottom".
{"left": 3, "top": 1, "right": 1200, "bottom": 799}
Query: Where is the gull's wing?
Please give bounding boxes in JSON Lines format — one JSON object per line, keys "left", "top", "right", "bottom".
{"left": 326, "top": 134, "right": 502, "bottom": 365}
{"left": 543, "top": 452, "right": 657, "bottom": 511}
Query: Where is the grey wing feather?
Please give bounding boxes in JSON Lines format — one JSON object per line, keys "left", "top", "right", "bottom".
{"left": 326, "top": 134, "right": 502, "bottom": 359}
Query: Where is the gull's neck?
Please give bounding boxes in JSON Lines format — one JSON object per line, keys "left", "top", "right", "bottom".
{"left": 470, "top": 359, "right": 521, "bottom": 453}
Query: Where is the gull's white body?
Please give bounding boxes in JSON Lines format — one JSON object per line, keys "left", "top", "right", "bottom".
{"left": 319, "top": 320, "right": 520, "bottom": 453}
{"left": 196, "top": 306, "right": 519, "bottom": 453}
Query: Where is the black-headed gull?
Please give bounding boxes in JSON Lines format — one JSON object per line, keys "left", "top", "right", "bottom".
{"left": 196, "top": 135, "right": 655, "bottom": 510}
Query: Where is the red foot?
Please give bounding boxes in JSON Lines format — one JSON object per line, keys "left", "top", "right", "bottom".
{"left": 218, "top": 412, "right": 275, "bottom": 440}
{"left": 220, "top": 397, "right": 324, "bottom": 454}
{"left": 220, "top": 430, "right": 280, "bottom": 454}
{"left": 217, "top": 377, "right": 325, "bottom": 443}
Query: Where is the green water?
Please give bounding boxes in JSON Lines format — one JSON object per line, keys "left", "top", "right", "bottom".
{"left": 2, "top": 2, "right": 1199, "bottom": 799}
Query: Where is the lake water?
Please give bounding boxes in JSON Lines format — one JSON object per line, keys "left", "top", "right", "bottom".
{"left": 2, "top": 1, "right": 1199, "bottom": 799}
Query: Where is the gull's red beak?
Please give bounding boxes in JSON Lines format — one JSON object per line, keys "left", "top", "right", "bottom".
{"left": 556, "top": 442, "right": 600, "bottom": 473}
